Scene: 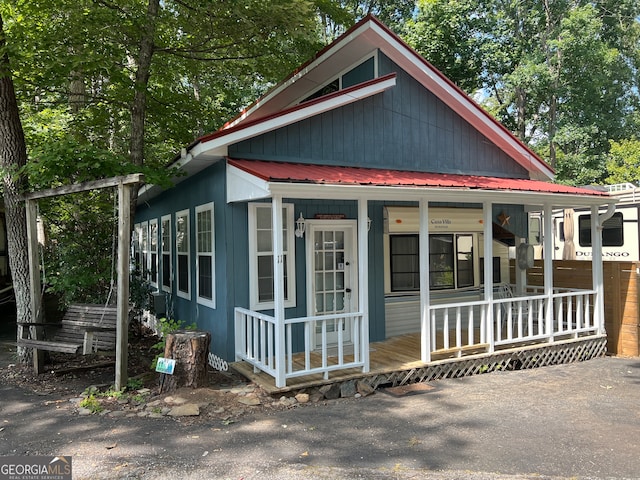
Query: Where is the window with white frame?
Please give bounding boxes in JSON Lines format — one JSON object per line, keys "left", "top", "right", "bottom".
{"left": 149, "top": 218, "right": 158, "bottom": 288}
{"left": 161, "top": 214, "right": 172, "bottom": 292}
{"left": 248, "top": 203, "right": 295, "bottom": 310}
{"left": 132, "top": 223, "right": 142, "bottom": 274}
{"left": 196, "top": 203, "right": 215, "bottom": 308}
{"left": 141, "top": 221, "right": 149, "bottom": 280}
{"left": 176, "top": 209, "right": 190, "bottom": 299}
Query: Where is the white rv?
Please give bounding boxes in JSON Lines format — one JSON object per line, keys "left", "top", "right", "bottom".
{"left": 383, "top": 206, "right": 512, "bottom": 338}
{"left": 529, "top": 183, "right": 640, "bottom": 261}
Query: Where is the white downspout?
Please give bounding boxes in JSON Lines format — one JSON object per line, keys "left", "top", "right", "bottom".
{"left": 593, "top": 202, "right": 616, "bottom": 336}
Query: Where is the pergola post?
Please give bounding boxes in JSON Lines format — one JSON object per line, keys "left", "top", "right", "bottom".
{"left": 115, "top": 181, "right": 131, "bottom": 391}
{"left": 22, "top": 174, "right": 143, "bottom": 386}
{"left": 25, "top": 198, "right": 43, "bottom": 374}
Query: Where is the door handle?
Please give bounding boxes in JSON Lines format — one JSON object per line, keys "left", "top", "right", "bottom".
{"left": 345, "top": 288, "right": 351, "bottom": 293}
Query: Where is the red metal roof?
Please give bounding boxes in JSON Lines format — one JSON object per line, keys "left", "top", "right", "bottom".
{"left": 227, "top": 159, "right": 608, "bottom": 197}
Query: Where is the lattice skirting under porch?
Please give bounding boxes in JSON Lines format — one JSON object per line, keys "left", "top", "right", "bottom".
{"left": 364, "top": 336, "right": 608, "bottom": 389}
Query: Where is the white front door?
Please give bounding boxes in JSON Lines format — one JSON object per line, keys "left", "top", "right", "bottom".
{"left": 306, "top": 220, "right": 358, "bottom": 348}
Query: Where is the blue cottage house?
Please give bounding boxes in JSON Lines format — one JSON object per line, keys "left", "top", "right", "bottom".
{"left": 135, "top": 16, "right": 615, "bottom": 390}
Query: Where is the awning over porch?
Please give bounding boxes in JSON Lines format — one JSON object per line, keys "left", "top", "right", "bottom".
{"left": 226, "top": 158, "right": 610, "bottom": 204}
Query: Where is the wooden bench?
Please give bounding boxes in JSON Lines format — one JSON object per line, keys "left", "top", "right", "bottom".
{"left": 17, "top": 303, "right": 118, "bottom": 356}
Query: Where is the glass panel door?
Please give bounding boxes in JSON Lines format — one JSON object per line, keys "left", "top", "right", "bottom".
{"left": 307, "top": 221, "right": 357, "bottom": 348}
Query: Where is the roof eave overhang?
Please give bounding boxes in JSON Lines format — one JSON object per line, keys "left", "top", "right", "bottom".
{"left": 139, "top": 75, "right": 397, "bottom": 204}
{"left": 269, "top": 183, "right": 615, "bottom": 208}
{"left": 223, "top": 18, "right": 377, "bottom": 130}
{"left": 226, "top": 173, "right": 615, "bottom": 209}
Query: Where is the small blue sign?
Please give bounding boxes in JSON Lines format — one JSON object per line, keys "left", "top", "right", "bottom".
{"left": 155, "top": 357, "right": 176, "bottom": 375}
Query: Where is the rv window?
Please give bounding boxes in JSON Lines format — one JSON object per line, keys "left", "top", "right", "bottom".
{"left": 389, "top": 233, "right": 476, "bottom": 291}
{"left": 430, "top": 235, "right": 455, "bottom": 289}
{"left": 578, "top": 212, "right": 623, "bottom": 247}
{"left": 456, "top": 235, "right": 474, "bottom": 288}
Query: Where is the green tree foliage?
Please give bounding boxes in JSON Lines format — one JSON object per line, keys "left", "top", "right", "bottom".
{"left": 315, "top": 1, "right": 414, "bottom": 43}
{"left": 604, "top": 138, "right": 640, "bottom": 185}
{"left": 404, "top": 0, "right": 640, "bottom": 185}
{"left": 403, "top": 0, "right": 486, "bottom": 93}
{"left": 1, "top": 0, "right": 325, "bottom": 304}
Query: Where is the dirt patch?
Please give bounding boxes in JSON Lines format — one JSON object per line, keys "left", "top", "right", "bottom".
{"left": 0, "top": 330, "right": 313, "bottom": 424}
{"left": 384, "top": 382, "right": 435, "bottom": 396}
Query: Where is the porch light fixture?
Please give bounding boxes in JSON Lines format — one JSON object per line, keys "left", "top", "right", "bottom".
{"left": 295, "top": 213, "right": 306, "bottom": 238}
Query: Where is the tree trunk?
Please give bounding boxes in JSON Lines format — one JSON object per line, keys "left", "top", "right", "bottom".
{"left": 0, "top": 13, "right": 34, "bottom": 362}
{"left": 159, "top": 330, "right": 211, "bottom": 393}
{"left": 515, "top": 86, "right": 526, "bottom": 141}
{"left": 128, "top": 0, "right": 159, "bottom": 224}
{"left": 129, "top": 0, "right": 158, "bottom": 169}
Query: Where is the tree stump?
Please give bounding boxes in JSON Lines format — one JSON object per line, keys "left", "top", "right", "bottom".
{"left": 159, "top": 330, "right": 211, "bottom": 393}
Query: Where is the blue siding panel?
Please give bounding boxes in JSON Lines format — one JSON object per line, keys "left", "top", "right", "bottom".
{"left": 135, "top": 161, "right": 237, "bottom": 361}
{"left": 228, "top": 52, "right": 527, "bottom": 178}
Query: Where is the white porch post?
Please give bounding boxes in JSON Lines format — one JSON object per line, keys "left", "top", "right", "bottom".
{"left": 483, "top": 201, "right": 494, "bottom": 352}
{"left": 358, "top": 198, "right": 370, "bottom": 372}
{"left": 419, "top": 198, "right": 431, "bottom": 363}
{"left": 543, "top": 203, "right": 554, "bottom": 341}
{"left": 591, "top": 205, "right": 605, "bottom": 335}
{"left": 272, "top": 195, "right": 286, "bottom": 388}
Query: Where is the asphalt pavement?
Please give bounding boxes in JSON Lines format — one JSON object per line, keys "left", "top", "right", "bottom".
{"left": 0, "top": 330, "right": 639, "bottom": 479}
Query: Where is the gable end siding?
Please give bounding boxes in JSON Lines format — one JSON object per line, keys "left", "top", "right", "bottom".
{"left": 228, "top": 53, "right": 527, "bottom": 178}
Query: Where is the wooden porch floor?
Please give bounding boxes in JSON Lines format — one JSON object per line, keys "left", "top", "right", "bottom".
{"left": 231, "top": 332, "right": 488, "bottom": 394}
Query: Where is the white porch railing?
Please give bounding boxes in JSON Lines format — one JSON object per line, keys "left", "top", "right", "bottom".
{"left": 234, "top": 307, "right": 367, "bottom": 387}
{"left": 429, "top": 298, "right": 489, "bottom": 355}
{"left": 429, "top": 286, "right": 598, "bottom": 352}
{"left": 235, "top": 287, "right": 600, "bottom": 387}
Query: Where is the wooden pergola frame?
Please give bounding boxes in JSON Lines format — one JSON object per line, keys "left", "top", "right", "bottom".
{"left": 23, "top": 173, "right": 144, "bottom": 390}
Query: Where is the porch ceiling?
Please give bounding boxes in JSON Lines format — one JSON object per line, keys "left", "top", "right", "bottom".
{"left": 226, "top": 159, "right": 616, "bottom": 208}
